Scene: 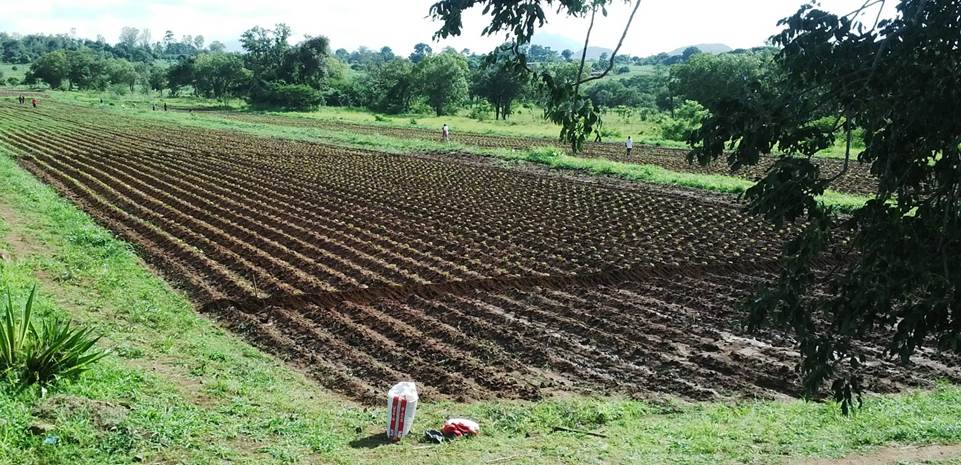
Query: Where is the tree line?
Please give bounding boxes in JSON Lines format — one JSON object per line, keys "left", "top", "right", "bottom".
{"left": 5, "top": 24, "right": 734, "bottom": 120}
{"left": 0, "top": 29, "right": 222, "bottom": 64}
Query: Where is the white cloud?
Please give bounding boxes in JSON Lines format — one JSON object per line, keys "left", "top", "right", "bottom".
{"left": 0, "top": 0, "right": 897, "bottom": 56}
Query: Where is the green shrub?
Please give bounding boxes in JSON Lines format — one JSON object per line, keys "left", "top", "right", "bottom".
{"left": 22, "top": 317, "right": 107, "bottom": 386}
{"left": 527, "top": 146, "right": 563, "bottom": 164}
{"left": 1, "top": 284, "right": 108, "bottom": 388}
{"left": 0, "top": 286, "right": 34, "bottom": 376}
{"left": 661, "top": 100, "right": 709, "bottom": 142}
{"left": 469, "top": 102, "right": 493, "bottom": 121}
{"left": 600, "top": 127, "right": 623, "bottom": 139}
{"left": 249, "top": 82, "right": 324, "bottom": 111}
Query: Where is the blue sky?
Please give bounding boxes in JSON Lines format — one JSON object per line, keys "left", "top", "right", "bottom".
{"left": 0, "top": 0, "right": 897, "bottom": 56}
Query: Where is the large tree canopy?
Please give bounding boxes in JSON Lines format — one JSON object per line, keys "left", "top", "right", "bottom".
{"left": 430, "top": 0, "right": 642, "bottom": 151}
{"left": 414, "top": 51, "right": 470, "bottom": 116}
{"left": 193, "top": 52, "right": 251, "bottom": 106}
{"left": 471, "top": 45, "right": 529, "bottom": 120}
{"left": 681, "top": 0, "right": 960, "bottom": 411}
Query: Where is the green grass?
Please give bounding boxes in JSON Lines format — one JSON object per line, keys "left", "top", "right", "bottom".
{"left": 594, "top": 64, "right": 666, "bottom": 81}
{"left": 0, "top": 111, "right": 958, "bottom": 464}
{"left": 0, "top": 63, "right": 27, "bottom": 85}
{"left": 261, "top": 103, "right": 678, "bottom": 145}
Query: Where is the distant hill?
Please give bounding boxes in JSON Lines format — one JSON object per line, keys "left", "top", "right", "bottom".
{"left": 576, "top": 46, "right": 615, "bottom": 60}
{"left": 667, "top": 43, "right": 733, "bottom": 56}
{"left": 530, "top": 32, "right": 581, "bottom": 53}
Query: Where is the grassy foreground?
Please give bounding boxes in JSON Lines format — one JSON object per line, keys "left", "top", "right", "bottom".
{"left": 0, "top": 129, "right": 960, "bottom": 464}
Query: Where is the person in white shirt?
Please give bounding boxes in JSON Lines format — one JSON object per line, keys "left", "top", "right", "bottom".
{"left": 626, "top": 136, "right": 634, "bottom": 157}
{"left": 442, "top": 124, "right": 450, "bottom": 142}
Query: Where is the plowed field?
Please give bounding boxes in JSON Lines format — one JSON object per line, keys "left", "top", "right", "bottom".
{"left": 224, "top": 113, "right": 879, "bottom": 195}
{"left": 1, "top": 100, "right": 955, "bottom": 404}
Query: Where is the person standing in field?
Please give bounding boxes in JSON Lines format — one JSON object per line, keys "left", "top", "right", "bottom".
{"left": 18, "top": 95, "right": 25, "bottom": 105}
{"left": 442, "top": 124, "right": 450, "bottom": 143}
{"left": 163, "top": 102, "right": 167, "bottom": 111}
{"left": 626, "top": 136, "right": 633, "bottom": 157}
{"left": 31, "top": 98, "right": 37, "bottom": 108}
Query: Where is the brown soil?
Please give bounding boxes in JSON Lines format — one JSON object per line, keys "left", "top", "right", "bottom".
{"left": 224, "top": 114, "right": 879, "bottom": 196}
{"left": 0, "top": 101, "right": 954, "bottom": 405}
{"left": 790, "top": 444, "right": 961, "bottom": 465}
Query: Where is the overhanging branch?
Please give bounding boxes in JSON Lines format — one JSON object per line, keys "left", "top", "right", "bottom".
{"left": 576, "top": 0, "right": 643, "bottom": 87}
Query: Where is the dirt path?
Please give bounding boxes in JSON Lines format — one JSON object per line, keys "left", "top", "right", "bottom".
{"left": 792, "top": 444, "right": 961, "bottom": 465}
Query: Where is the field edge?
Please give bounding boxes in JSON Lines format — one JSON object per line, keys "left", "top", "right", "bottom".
{"left": 0, "top": 134, "right": 959, "bottom": 465}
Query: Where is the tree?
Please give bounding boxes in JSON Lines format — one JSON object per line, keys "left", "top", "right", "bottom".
{"left": 379, "top": 46, "right": 395, "bottom": 62}
{"left": 138, "top": 29, "right": 152, "bottom": 48}
{"left": 193, "top": 52, "right": 251, "bottom": 106}
{"left": 249, "top": 82, "right": 324, "bottom": 110}
{"left": 279, "top": 36, "right": 331, "bottom": 87}
{"left": 527, "top": 44, "right": 559, "bottom": 63}
{"left": 166, "top": 57, "right": 195, "bottom": 96}
{"left": 119, "top": 27, "right": 140, "bottom": 49}
{"left": 593, "top": 52, "right": 610, "bottom": 72}
{"left": 25, "top": 50, "right": 69, "bottom": 89}
{"left": 409, "top": 43, "right": 433, "bottom": 64}
{"left": 583, "top": 79, "right": 648, "bottom": 109}
{"left": 106, "top": 58, "right": 138, "bottom": 91}
{"left": 147, "top": 64, "right": 167, "bottom": 96}
{"left": 363, "top": 59, "right": 416, "bottom": 113}
{"left": 670, "top": 50, "right": 774, "bottom": 111}
{"left": 561, "top": 49, "right": 574, "bottom": 61}
{"left": 65, "top": 49, "right": 107, "bottom": 90}
{"left": 430, "top": 0, "right": 643, "bottom": 151}
{"left": 683, "top": 0, "right": 961, "bottom": 412}
{"left": 208, "top": 41, "right": 226, "bottom": 53}
{"left": 680, "top": 46, "right": 701, "bottom": 62}
{"left": 472, "top": 45, "right": 528, "bottom": 119}
{"left": 163, "top": 30, "right": 175, "bottom": 48}
{"left": 240, "top": 24, "right": 292, "bottom": 80}
{"left": 414, "top": 51, "right": 469, "bottom": 116}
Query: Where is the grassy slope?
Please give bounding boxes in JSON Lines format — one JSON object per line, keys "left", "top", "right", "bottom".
{"left": 0, "top": 106, "right": 959, "bottom": 464}
{"left": 0, "top": 63, "right": 27, "bottom": 83}
{"left": 47, "top": 94, "right": 870, "bottom": 211}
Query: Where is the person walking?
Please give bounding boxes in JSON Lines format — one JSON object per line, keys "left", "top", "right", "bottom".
{"left": 18, "top": 95, "right": 25, "bottom": 105}
{"left": 625, "top": 136, "right": 634, "bottom": 157}
{"left": 31, "top": 98, "right": 37, "bottom": 108}
{"left": 442, "top": 124, "right": 450, "bottom": 143}
{"left": 163, "top": 102, "right": 167, "bottom": 111}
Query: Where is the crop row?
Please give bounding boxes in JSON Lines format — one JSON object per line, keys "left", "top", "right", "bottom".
{"left": 0, "top": 102, "right": 793, "bottom": 302}
{"left": 1, "top": 101, "right": 954, "bottom": 404}
{"left": 207, "top": 267, "right": 961, "bottom": 403}
{"left": 224, "top": 113, "right": 877, "bottom": 195}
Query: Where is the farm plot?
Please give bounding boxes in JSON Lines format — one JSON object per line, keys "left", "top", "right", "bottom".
{"left": 0, "top": 101, "right": 955, "bottom": 404}
{"left": 224, "top": 113, "right": 879, "bottom": 195}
